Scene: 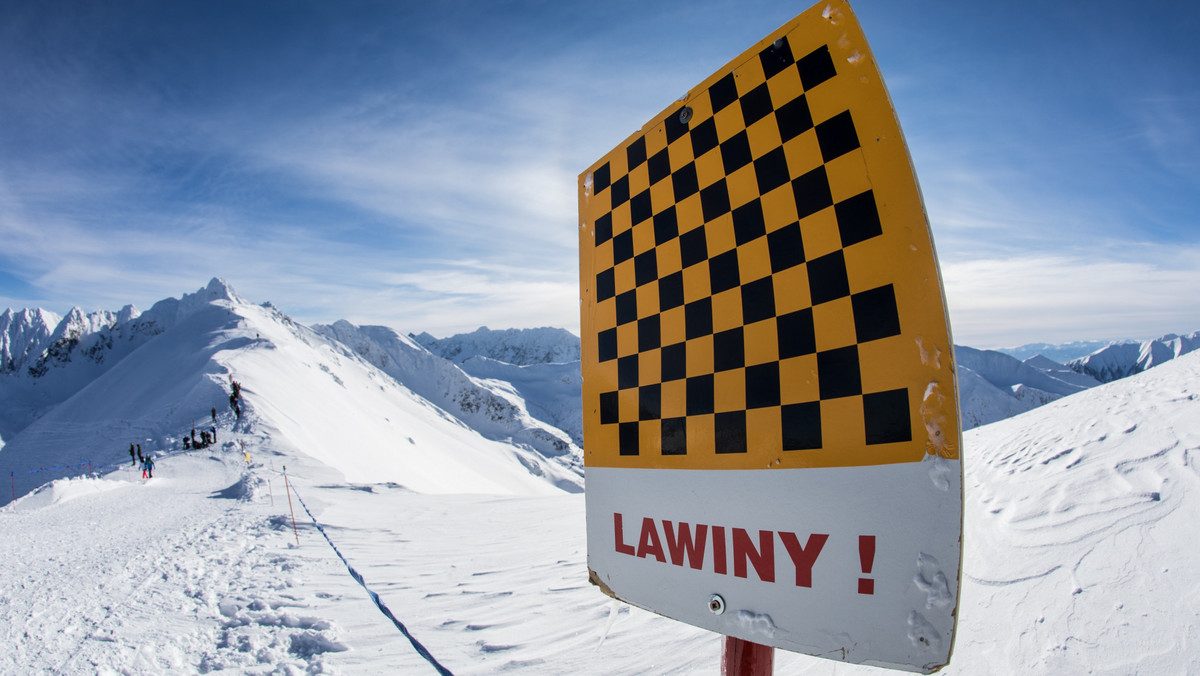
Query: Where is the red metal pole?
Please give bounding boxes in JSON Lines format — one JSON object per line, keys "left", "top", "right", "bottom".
{"left": 722, "top": 637, "right": 774, "bottom": 676}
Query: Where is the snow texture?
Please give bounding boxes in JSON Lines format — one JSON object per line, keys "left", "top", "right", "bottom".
{"left": 3, "top": 280, "right": 1200, "bottom": 674}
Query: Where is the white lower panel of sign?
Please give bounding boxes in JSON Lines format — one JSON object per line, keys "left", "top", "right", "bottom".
{"left": 585, "top": 458, "right": 962, "bottom": 673}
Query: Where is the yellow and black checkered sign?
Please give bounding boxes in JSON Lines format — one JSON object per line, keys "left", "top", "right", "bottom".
{"left": 579, "top": 1, "right": 959, "bottom": 471}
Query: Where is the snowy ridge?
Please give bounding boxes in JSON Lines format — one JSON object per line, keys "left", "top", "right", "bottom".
{"left": 953, "top": 346, "right": 1101, "bottom": 429}
{"left": 0, "top": 279, "right": 581, "bottom": 500}
{"left": 0, "top": 307, "right": 61, "bottom": 374}
{"left": 1068, "top": 330, "right": 1200, "bottom": 383}
{"left": 414, "top": 325, "right": 581, "bottom": 365}
{"left": 313, "top": 319, "right": 582, "bottom": 475}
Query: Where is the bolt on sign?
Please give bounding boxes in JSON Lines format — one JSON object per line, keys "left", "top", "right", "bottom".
{"left": 578, "top": 1, "right": 962, "bottom": 672}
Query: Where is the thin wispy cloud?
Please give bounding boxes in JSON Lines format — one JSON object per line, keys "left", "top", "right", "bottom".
{"left": 1, "top": 0, "right": 1197, "bottom": 346}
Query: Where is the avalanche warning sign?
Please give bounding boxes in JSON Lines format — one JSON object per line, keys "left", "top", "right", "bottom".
{"left": 578, "top": 1, "right": 962, "bottom": 672}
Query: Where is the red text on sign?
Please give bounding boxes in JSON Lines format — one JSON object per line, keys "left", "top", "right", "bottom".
{"left": 613, "top": 512, "right": 830, "bottom": 587}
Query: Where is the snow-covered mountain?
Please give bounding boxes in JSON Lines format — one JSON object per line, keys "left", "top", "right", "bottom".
{"left": 1069, "top": 330, "right": 1200, "bottom": 383}
{"left": 995, "top": 339, "right": 1114, "bottom": 363}
{"left": 313, "top": 320, "right": 582, "bottom": 463}
{"left": 2, "top": 310, "right": 1198, "bottom": 673}
{"left": 413, "top": 326, "right": 580, "bottom": 365}
{"left": 0, "top": 279, "right": 582, "bottom": 501}
{"left": 954, "top": 346, "right": 1102, "bottom": 429}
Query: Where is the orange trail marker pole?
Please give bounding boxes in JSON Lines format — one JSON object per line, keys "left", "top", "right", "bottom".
{"left": 722, "top": 637, "right": 774, "bottom": 676}
{"left": 282, "top": 465, "right": 300, "bottom": 546}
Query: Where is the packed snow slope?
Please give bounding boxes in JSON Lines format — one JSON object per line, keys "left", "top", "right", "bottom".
{"left": 0, "top": 279, "right": 581, "bottom": 501}
{"left": 2, "top": 331, "right": 1198, "bottom": 673}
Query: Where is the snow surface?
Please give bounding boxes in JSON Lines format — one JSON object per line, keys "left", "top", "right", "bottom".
{"left": 4, "top": 280, "right": 1200, "bottom": 673}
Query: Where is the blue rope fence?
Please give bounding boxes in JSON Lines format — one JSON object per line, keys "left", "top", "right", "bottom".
{"left": 285, "top": 476, "right": 455, "bottom": 676}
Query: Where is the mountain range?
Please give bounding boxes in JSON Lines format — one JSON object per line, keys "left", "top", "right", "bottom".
{"left": 1, "top": 278, "right": 1197, "bottom": 673}
{"left": 3, "top": 279, "right": 1195, "bottom": 478}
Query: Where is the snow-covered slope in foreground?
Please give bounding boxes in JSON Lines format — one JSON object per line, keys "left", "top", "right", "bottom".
{"left": 3, "top": 352, "right": 1198, "bottom": 673}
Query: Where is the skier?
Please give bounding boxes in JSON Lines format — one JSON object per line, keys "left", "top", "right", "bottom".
{"left": 129, "top": 443, "right": 136, "bottom": 466}
{"left": 183, "top": 436, "right": 191, "bottom": 450}
{"left": 142, "top": 454, "right": 155, "bottom": 479}
{"left": 136, "top": 444, "right": 143, "bottom": 463}
{"left": 211, "top": 426, "right": 217, "bottom": 443}
{"left": 211, "top": 407, "right": 217, "bottom": 423}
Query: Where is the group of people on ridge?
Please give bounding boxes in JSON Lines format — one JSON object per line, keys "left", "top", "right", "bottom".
{"left": 125, "top": 377, "right": 246, "bottom": 481}
{"left": 128, "top": 443, "right": 155, "bottom": 478}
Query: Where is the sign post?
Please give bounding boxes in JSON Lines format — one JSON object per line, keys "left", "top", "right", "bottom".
{"left": 579, "top": 1, "right": 962, "bottom": 672}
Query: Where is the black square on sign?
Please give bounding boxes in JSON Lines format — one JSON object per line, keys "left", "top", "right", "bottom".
{"left": 686, "top": 374, "right": 714, "bottom": 415}
{"left": 713, "top": 327, "right": 745, "bottom": 372}
{"left": 864, "top": 388, "right": 912, "bottom": 445}
{"left": 634, "top": 250, "right": 658, "bottom": 287}
{"left": 653, "top": 206, "right": 679, "bottom": 245}
{"left": 754, "top": 147, "right": 791, "bottom": 195}
{"left": 776, "top": 95, "right": 813, "bottom": 142}
{"left": 709, "top": 249, "right": 740, "bottom": 295}
{"left": 720, "top": 131, "right": 753, "bottom": 175}
{"left": 817, "top": 345, "right": 862, "bottom": 399}
{"left": 710, "top": 72, "right": 739, "bottom": 113}
{"left": 767, "top": 222, "right": 805, "bottom": 272}
{"left": 798, "top": 45, "right": 837, "bottom": 90}
{"left": 672, "top": 162, "right": 699, "bottom": 201}
{"left": 662, "top": 417, "right": 688, "bottom": 455}
{"left": 593, "top": 163, "right": 611, "bottom": 194}
{"left": 627, "top": 136, "right": 647, "bottom": 170}
{"left": 679, "top": 226, "right": 708, "bottom": 268}
{"left": 700, "top": 179, "right": 732, "bottom": 222}
{"left": 715, "top": 411, "right": 747, "bottom": 454}
{"left": 816, "top": 111, "right": 860, "bottom": 163}
{"left": 792, "top": 165, "right": 834, "bottom": 220}
{"left": 835, "top": 190, "right": 883, "bottom": 248}
{"left": 638, "top": 384, "right": 661, "bottom": 421}
{"left": 595, "top": 212, "right": 613, "bottom": 246}
{"left": 618, "top": 354, "right": 640, "bottom": 390}
{"left": 661, "top": 342, "right": 686, "bottom": 381}
{"left": 852, "top": 284, "right": 902, "bottom": 343}
{"left": 613, "top": 229, "right": 634, "bottom": 264}
{"left": 759, "top": 36, "right": 795, "bottom": 79}
{"left": 782, "top": 401, "right": 822, "bottom": 450}
{"left": 600, "top": 390, "right": 618, "bottom": 424}
{"left": 658, "top": 271, "right": 684, "bottom": 311}
{"left": 745, "top": 362, "right": 781, "bottom": 409}
{"left": 611, "top": 174, "right": 630, "bottom": 209}
{"left": 685, "top": 298, "right": 714, "bottom": 339}
{"left": 631, "top": 189, "right": 652, "bottom": 226}
{"left": 619, "top": 421, "right": 640, "bottom": 455}
{"left": 648, "top": 148, "right": 671, "bottom": 185}
{"left": 665, "top": 107, "right": 689, "bottom": 143}
{"left": 807, "top": 250, "right": 850, "bottom": 305}
{"left": 740, "top": 83, "right": 774, "bottom": 127}
{"left": 777, "top": 308, "right": 816, "bottom": 358}
{"left": 691, "top": 117, "right": 719, "bottom": 159}
{"left": 741, "top": 277, "right": 776, "bottom": 324}
{"left": 638, "top": 314, "right": 661, "bottom": 352}
{"left": 616, "top": 289, "right": 638, "bottom": 325}
{"left": 732, "top": 199, "right": 766, "bottom": 245}
{"left": 598, "top": 327, "right": 617, "bottom": 362}
{"left": 596, "top": 267, "right": 615, "bottom": 302}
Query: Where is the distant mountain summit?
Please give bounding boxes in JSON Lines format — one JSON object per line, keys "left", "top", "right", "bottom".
{"left": 1068, "top": 331, "right": 1200, "bottom": 383}
{"left": 1, "top": 279, "right": 582, "bottom": 500}
{"left": 413, "top": 326, "right": 580, "bottom": 365}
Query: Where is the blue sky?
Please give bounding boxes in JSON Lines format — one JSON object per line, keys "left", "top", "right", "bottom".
{"left": 1, "top": 0, "right": 1197, "bottom": 348}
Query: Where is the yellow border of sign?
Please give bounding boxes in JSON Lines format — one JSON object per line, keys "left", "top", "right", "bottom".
{"left": 579, "top": 0, "right": 960, "bottom": 471}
